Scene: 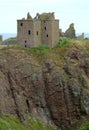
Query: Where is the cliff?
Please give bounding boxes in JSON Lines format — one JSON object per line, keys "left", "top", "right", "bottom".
{"left": 0, "top": 40, "right": 89, "bottom": 130}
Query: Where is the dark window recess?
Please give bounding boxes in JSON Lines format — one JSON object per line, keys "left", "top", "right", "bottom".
{"left": 46, "top": 34, "right": 48, "bottom": 37}
{"left": 28, "top": 30, "right": 31, "bottom": 35}
{"left": 25, "top": 40, "right": 27, "bottom": 43}
{"left": 36, "top": 31, "right": 38, "bottom": 35}
{"left": 26, "top": 99, "right": 29, "bottom": 108}
{"left": 44, "top": 26, "right": 46, "bottom": 30}
{"left": 25, "top": 45, "right": 27, "bottom": 48}
{"left": 20, "top": 23, "right": 23, "bottom": 26}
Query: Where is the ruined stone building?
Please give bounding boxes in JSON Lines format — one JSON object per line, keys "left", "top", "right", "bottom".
{"left": 64, "top": 23, "right": 76, "bottom": 38}
{"left": 17, "top": 12, "right": 59, "bottom": 47}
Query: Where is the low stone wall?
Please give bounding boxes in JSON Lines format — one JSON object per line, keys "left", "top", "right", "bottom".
{"left": 2, "top": 37, "right": 17, "bottom": 45}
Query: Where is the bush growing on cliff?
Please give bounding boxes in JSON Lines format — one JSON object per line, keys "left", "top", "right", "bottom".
{"left": 78, "top": 122, "right": 89, "bottom": 130}
{"left": 54, "top": 37, "right": 71, "bottom": 48}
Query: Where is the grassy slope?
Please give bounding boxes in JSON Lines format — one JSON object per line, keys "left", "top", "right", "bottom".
{"left": 0, "top": 115, "right": 27, "bottom": 130}
{"left": 78, "top": 122, "right": 89, "bottom": 130}
{"left": 0, "top": 115, "right": 60, "bottom": 130}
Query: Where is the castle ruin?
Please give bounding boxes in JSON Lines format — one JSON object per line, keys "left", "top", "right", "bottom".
{"left": 17, "top": 12, "right": 59, "bottom": 47}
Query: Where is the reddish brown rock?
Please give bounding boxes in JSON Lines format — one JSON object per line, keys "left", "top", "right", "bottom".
{"left": 0, "top": 45, "right": 89, "bottom": 130}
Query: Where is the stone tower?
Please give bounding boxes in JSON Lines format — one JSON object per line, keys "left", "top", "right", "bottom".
{"left": 17, "top": 12, "right": 59, "bottom": 47}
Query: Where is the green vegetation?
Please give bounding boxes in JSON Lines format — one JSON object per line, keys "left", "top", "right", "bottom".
{"left": 58, "top": 37, "right": 70, "bottom": 46}
{"left": 1, "top": 37, "right": 89, "bottom": 51}
{"left": 3, "top": 114, "right": 89, "bottom": 130}
{"left": 69, "top": 120, "right": 89, "bottom": 130}
{"left": 0, "top": 44, "right": 50, "bottom": 51}
{"left": 0, "top": 115, "right": 61, "bottom": 130}
{"left": 29, "top": 115, "right": 60, "bottom": 130}
{"left": 78, "top": 122, "right": 89, "bottom": 130}
{"left": 31, "top": 45, "right": 50, "bottom": 50}
{"left": 1, "top": 37, "right": 72, "bottom": 51}
{"left": 0, "top": 115, "right": 27, "bottom": 130}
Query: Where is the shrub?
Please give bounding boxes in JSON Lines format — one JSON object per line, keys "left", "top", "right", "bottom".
{"left": 54, "top": 37, "right": 71, "bottom": 48}
{"left": 79, "top": 122, "right": 89, "bottom": 130}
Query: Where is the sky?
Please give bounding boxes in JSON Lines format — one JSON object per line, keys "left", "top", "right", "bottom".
{"left": 0, "top": 0, "right": 89, "bottom": 34}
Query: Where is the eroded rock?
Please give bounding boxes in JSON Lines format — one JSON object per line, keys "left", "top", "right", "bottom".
{"left": 0, "top": 45, "right": 89, "bottom": 130}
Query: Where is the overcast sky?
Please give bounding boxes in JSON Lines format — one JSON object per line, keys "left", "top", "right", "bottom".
{"left": 0, "top": 0, "right": 88, "bottom": 34}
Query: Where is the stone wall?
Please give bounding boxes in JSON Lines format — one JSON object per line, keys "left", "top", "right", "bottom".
{"left": 77, "top": 33, "right": 84, "bottom": 40}
{"left": 17, "top": 20, "right": 34, "bottom": 48}
{"left": 33, "top": 20, "right": 42, "bottom": 47}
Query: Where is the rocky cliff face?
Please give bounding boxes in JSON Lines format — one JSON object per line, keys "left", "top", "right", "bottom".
{"left": 0, "top": 42, "right": 89, "bottom": 130}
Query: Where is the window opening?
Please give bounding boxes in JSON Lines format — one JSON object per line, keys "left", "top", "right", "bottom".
{"left": 28, "top": 30, "right": 31, "bottom": 35}
{"left": 25, "top": 45, "right": 27, "bottom": 48}
{"left": 20, "top": 23, "right": 23, "bottom": 26}
{"left": 44, "top": 26, "right": 46, "bottom": 30}
{"left": 26, "top": 99, "right": 29, "bottom": 108}
{"left": 25, "top": 40, "right": 27, "bottom": 48}
{"left": 46, "top": 34, "right": 48, "bottom": 37}
{"left": 36, "top": 31, "right": 38, "bottom": 35}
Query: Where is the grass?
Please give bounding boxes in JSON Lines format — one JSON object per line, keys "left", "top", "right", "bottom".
{"left": 69, "top": 120, "right": 89, "bottom": 130}
{"left": 29, "top": 115, "right": 59, "bottom": 130}
{"left": 30, "top": 45, "right": 50, "bottom": 51}
{"left": 0, "top": 38, "right": 82, "bottom": 67}
{"left": 1, "top": 38, "right": 89, "bottom": 70}
{"left": 0, "top": 115, "right": 61, "bottom": 130}
{"left": 78, "top": 122, "right": 89, "bottom": 130}
{"left": 0, "top": 115, "right": 27, "bottom": 130}
{"left": 1, "top": 37, "right": 89, "bottom": 51}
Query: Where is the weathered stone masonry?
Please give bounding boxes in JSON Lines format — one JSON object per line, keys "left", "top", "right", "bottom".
{"left": 17, "top": 12, "right": 59, "bottom": 47}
